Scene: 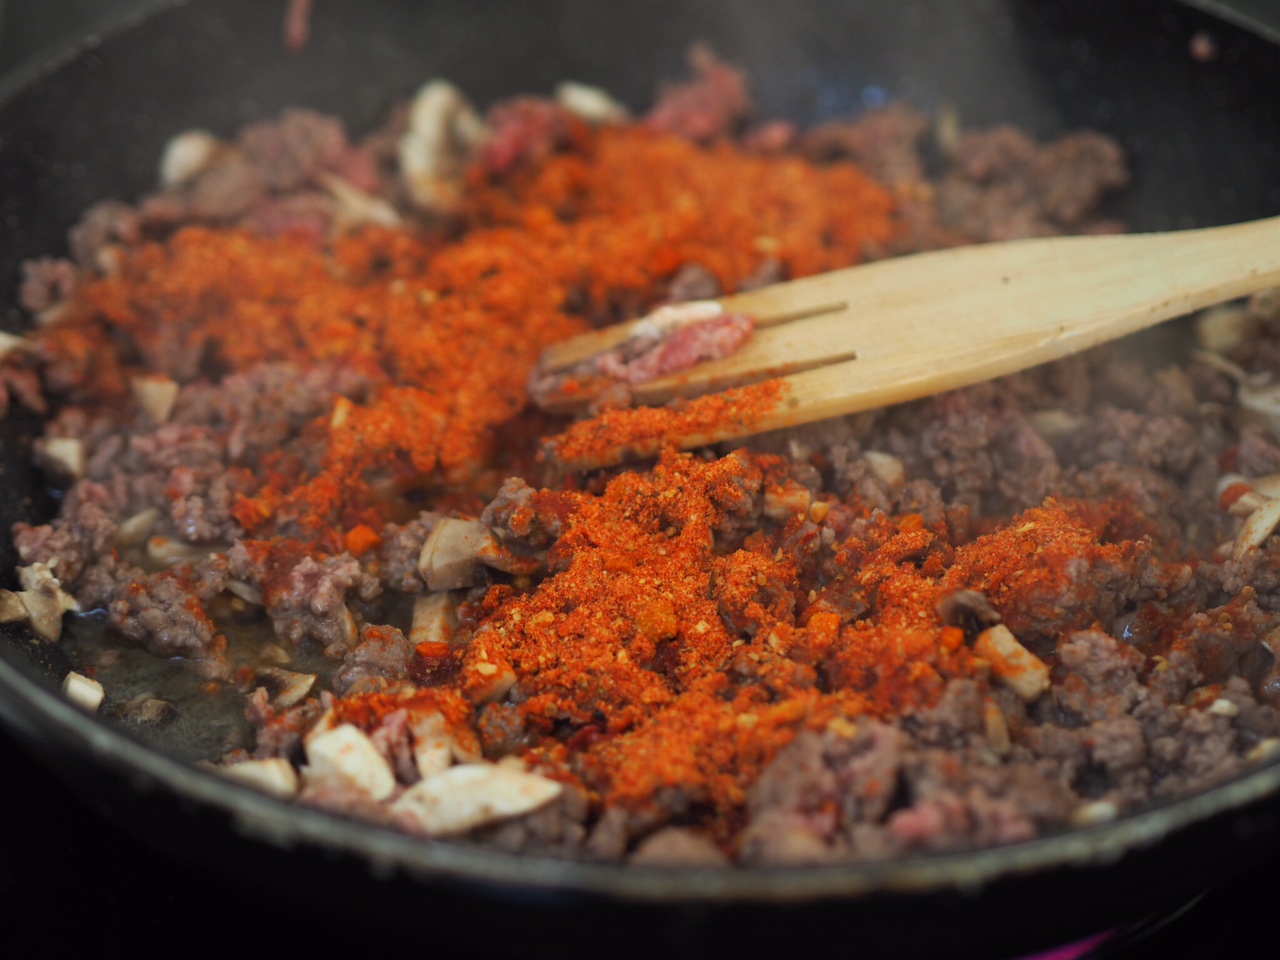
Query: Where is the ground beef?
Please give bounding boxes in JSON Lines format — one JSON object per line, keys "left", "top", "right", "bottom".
{"left": 936, "top": 127, "right": 1128, "bottom": 240}
{"left": 106, "top": 570, "right": 228, "bottom": 677}
{"left": 376, "top": 512, "right": 439, "bottom": 593}
{"left": 230, "top": 547, "right": 381, "bottom": 656}
{"left": 333, "top": 623, "right": 413, "bottom": 696}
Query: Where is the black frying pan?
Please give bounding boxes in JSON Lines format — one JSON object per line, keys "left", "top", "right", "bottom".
{"left": 3, "top": 2, "right": 1280, "bottom": 957}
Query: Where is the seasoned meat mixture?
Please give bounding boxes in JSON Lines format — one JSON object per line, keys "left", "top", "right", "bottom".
{"left": 4, "top": 49, "right": 1280, "bottom": 866}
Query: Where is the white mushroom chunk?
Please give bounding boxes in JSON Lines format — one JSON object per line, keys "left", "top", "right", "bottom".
{"left": 318, "top": 173, "right": 402, "bottom": 229}
{"left": 390, "top": 763, "right": 561, "bottom": 837}
{"left": 863, "top": 450, "right": 905, "bottom": 488}
{"left": 1071, "top": 800, "right": 1119, "bottom": 827}
{"left": 554, "top": 81, "right": 630, "bottom": 123}
{"left": 130, "top": 375, "right": 180, "bottom": 424}
{"left": 37, "top": 437, "right": 85, "bottom": 480}
{"left": 146, "top": 536, "right": 214, "bottom": 566}
{"left": 408, "top": 710, "right": 456, "bottom": 781}
{"left": 225, "top": 578, "right": 264, "bottom": 605}
{"left": 14, "top": 562, "right": 79, "bottom": 641}
{"left": 973, "top": 624, "right": 1050, "bottom": 703}
{"left": 1233, "top": 496, "right": 1280, "bottom": 560}
{"left": 302, "top": 724, "right": 397, "bottom": 801}
{"left": 418, "top": 518, "right": 500, "bottom": 590}
{"left": 112, "top": 507, "right": 160, "bottom": 548}
{"left": 410, "top": 591, "right": 458, "bottom": 647}
{"left": 1028, "top": 409, "right": 1087, "bottom": 442}
{"left": 763, "top": 479, "right": 812, "bottom": 520}
{"left": 220, "top": 758, "right": 299, "bottom": 799}
{"left": 1239, "top": 380, "right": 1280, "bottom": 440}
{"left": 253, "top": 667, "right": 316, "bottom": 710}
{"left": 1250, "top": 472, "right": 1280, "bottom": 499}
{"left": 159, "top": 129, "right": 223, "bottom": 187}
{"left": 0, "top": 330, "right": 30, "bottom": 360}
{"left": 398, "top": 79, "right": 489, "bottom": 213}
{"left": 61, "top": 671, "right": 104, "bottom": 713}
{"left": 0, "top": 590, "right": 29, "bottom": 624}
{"left": 1195, "top": 302, "right": 1254, "bottom": 354}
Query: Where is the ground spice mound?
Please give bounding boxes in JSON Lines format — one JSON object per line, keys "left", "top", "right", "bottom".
{"left": 460, "top": 450, "right": 1189, "bottom": 833}
{"left": 38, "top": 124, "right": 896, "bottom": 547}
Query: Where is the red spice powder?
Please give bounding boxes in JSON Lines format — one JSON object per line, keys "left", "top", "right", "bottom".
{"left": 46, "top": 124, "right": 897, "bottom": 551}
{"left": 542, "top": 378, "right": 788, "bottom": 470}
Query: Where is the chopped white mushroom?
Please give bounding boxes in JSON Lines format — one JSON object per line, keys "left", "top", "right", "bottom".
{"left": 410, "top": 591, "right": 458, "bottom": 647}
{"left": 253, "top": 667, "right": 316, "bottom": 710}
{"left": 1233, "top": 496, "right": 1280, "bottom": 559}
{"left": 0, "top": 330, "right": 30, "bottom": 360}
{"left": 302, "top": 724, "right": 397, "bottom": 801}
{"left": 1028, "top": 409, "right": 1087, "bottom": 441}
{"left": 0, "top": 590, "right": 29, "bottom": 623}
{"left": 1195, "top": 302, "right": 1253, "bottom": 354}
{"left": 1246, "top": 738, "right": 1280, "bottom": 764}
{"left": 61, "top": 671, "right": 104, "bottom": 712}
{"left": 398, "top": 79, "right": 489, "bottom": 213}
{"left": 1208, "top": 697, "right": 1240, "bottom": 717}
{"left": 1239, "top": 380, "right": 1280, "bottom": 439}
{"left": 146, "top": 536, "right": 214, "bottom": 566}
{"left": 13, "top": 562, "right": 79, "bottom": 641}
{"left": 973, "top": 624, "right": 1050, "bottom": 703}
{"left": 112, "top": 507, "right": 160, "bottom": 548}
{"left": 130, "top": 375, "right": 180, "bottom": 424}
{"left": 763, "top": 480, "right": 812, "bottom": 520}
{"left": 1250, "top": 472, "right": 1280, "bottom": 499}
{"left": 390, "top": 762, "right": 561, "bottom": 837}
{"left": 418, "top": 518, "right": 500, "bottom": 590}
{"left": 220, "top": 758, "right": 300, "bottom": 799}
{"left": 408, "top": 710, "right": 456, "bottom": 780}
{"left": 159, "top": 129, "right": 223, "bottom": 187}
{"left": 1071, "top": 800, "right": 1119, "bottom": 826}
{"left": 225, "top": 578, "right": 263, "bottom": 605}
{"left": 37, "top": 437, "right": 85, "bottom": 480}
{"left": 554, "top": 81, "right": 630, "bottom": 123}
{"left": 318, "top": 173, "right": 402, "bottom": 229}
{"left": 863, "top": 450, "right": 905, "bottom": 488}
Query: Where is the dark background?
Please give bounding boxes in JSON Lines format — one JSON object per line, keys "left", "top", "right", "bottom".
{"left": 1, "top": 2, "right": 1280, "bottom": 956}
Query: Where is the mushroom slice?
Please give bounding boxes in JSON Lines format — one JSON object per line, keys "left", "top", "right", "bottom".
{"left": 112, "top": 507, "right": 161, "bottom": 548}
{"left": 390, "top": 763, "right": 561, "bottom": 837}
{"left": 12, "top": 562, "right": 80, "bottom": 641}
{"left": 1234, "top": 497, "right": 1280, "bottom": 560}
{"left": 863, "top": 450, "right": 905, "bottom": 488}
{"left": 408, "top": 710, "right": 456, "bottom": 780}
{"left": 130, "top": 375, "right": 180, "bottom": 424}
{"left": 973, "top": 624, "right": 1050, "bottom": 703}
{"left": 253, "top": 667, "right": 317, "bottom": 710}
{"left": 37, "top": 437, "right": 86, "bottom": 480}
{"left": 418, "top": 518, "right": 500, "bottom": 590}
{"left": 410, "top": 592, "right": 458, "bottom": 647}
{"left": 159, "top": 129, "right": 223, "bottom": 187}
{"left": 220, "top": 757, "right": 300, "bottom": 799}
{"left": 555, "top": 81, "right": 630, "bottom": 123}
{"left": 398, "top": 79, "right": 489, "bottom": 213}
{"left": 61, "top": 671, "right": 104, "bottom": 712}
{"left": 302, "top": 724, "right": 396, "bottom": 801}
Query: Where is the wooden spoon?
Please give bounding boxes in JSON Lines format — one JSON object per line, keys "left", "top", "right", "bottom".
{"left": 536, "top": 216, "right": 1280, "bottom": 468}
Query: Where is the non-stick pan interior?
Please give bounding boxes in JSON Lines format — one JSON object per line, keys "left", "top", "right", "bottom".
{"left": 3, "top": 2, "right": 1280, "bottom": 957}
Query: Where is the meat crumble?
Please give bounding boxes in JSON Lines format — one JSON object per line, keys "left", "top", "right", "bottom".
{"left": 3, "top": 48, "right": 1280, "bottom": 867}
